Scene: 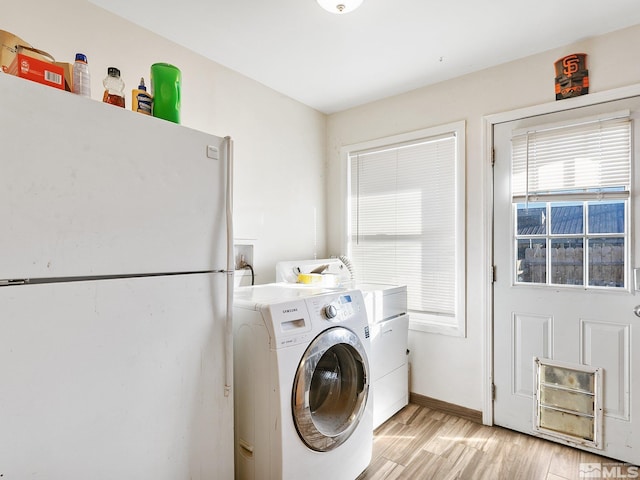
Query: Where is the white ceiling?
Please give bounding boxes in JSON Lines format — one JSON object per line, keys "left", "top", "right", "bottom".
{"left": 90, "top": 0, "right": 640, "bottom": 114}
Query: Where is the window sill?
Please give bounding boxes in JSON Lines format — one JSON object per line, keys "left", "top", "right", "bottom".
{"left": 409, "top": 313, "right": 466, "bottom": 337}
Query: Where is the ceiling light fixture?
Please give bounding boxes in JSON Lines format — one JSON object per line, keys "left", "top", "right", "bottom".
{"left": 316, "top": 0, "right": 363, "bottom": 14}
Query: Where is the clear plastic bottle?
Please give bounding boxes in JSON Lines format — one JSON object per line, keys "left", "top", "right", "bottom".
{"left": 72, "top": 53, "right": 91, "bottom": 98}
{"left": 102, "top": 67, "right": 125, "bottom": 108}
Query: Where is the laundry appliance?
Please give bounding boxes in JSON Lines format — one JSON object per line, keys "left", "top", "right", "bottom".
{"left": 276, "top": 258, "right": 410, "bottom": 429}
{"left": 233, "top": 284, "right": 373, "bottom": 480}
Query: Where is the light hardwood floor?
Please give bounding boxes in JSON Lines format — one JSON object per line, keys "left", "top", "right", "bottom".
{"left": 357, "top": 403, "right": 637, "bottom": 480}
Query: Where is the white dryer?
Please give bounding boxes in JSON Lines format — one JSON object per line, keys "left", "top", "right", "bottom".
{"left": 233, "top": 284, "right": 373, "bottom": 480}
{"left": 358, "top": 283, "right": 409, "bottom": 429}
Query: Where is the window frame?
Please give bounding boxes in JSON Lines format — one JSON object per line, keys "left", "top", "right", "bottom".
{"left": 341, "top": 121, "right": 466, "bottom": 336}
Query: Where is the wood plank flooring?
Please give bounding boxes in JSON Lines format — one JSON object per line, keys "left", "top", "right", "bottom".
{"left": 357, "top": 403, "right": 637, "bottom": 480}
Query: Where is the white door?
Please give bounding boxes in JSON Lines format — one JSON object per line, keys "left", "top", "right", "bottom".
{"left": 493, "top": 96, "right": 640, "bottom": 465}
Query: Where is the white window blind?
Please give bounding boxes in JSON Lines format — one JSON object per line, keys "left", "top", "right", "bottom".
{"left": 349, "top": 133, "right": 459, "bottom": 322}
{"left": 511, "top": 115, "right": 631, "bottom": 202}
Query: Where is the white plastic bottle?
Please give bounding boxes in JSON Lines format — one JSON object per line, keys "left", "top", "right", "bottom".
{"left": 72, "top": 53, "right": 91, "bottom": 98}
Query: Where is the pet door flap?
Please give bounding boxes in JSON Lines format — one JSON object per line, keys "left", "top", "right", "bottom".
{"left": 533, "top": 357, "right": 603, "bottom": 449}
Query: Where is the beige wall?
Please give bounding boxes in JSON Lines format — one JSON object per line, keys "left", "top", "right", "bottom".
{"left": 3, "top": 0, "right": 327, "bottom": 283}
{"left": 6, "top": 0, "right": 640, "bottom": 412}
{"left": 326, "top": 24, "right": 640, "bottom": 410}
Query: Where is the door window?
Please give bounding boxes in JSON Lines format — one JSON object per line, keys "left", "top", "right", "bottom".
{"left": 515, "top": 199, "right": 626, "bottom": 288}
{"left": 511, "top": 113, "right": 631, "bottom": 290}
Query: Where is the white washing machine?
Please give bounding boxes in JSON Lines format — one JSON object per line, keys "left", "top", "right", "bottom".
{"left": 275, "top": 259, "right": 410, "bottom": 430}
{"left": 233, "top": 284, "right": 373, "bottom": 480}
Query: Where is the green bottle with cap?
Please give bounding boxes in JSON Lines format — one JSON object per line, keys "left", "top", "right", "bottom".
{"left": 150, "top": 63, "right": 181, "bottom": 123}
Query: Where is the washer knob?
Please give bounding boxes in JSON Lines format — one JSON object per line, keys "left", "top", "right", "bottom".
{"left": 324, "top": 304, "right": 338, "bottom": 320}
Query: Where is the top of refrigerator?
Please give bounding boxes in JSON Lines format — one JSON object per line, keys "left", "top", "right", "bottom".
{"left": 0, "top": 73, "right": 231, "bottom": 280}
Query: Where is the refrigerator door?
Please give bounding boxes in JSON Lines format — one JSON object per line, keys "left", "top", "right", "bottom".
{"left": 0, "top": 73, "right": 229, "bottom": 279}
{"left": 0, "top": 272, "right": 233, "bottom": 479}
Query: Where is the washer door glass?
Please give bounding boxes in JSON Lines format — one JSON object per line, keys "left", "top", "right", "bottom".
{"left": 292, "top": 326, "right": 369, "bottom": 452}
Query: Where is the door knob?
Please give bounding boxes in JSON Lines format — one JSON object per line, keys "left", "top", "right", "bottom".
{"left": 634, "top": 305, "right": 640, "bottom": 317}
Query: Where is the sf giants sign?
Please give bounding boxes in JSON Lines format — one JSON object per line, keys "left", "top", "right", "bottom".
{"left": 554, "top": 53, "right": 589, "bottom": 100}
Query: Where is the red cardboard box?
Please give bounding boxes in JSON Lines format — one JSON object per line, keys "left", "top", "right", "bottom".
{"left": 7, "top": 52, "right": 64, "bottom": 90}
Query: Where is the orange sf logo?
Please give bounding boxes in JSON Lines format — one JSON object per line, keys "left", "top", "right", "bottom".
{"left": 562, "top": 55, "right": 581, "bottom": 77}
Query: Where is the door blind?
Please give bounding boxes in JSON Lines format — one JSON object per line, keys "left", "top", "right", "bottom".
{"left": 511, "top": 115, "right": 631, "bottom": 202}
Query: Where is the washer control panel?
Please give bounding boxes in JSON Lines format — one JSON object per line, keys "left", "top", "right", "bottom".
{"left": 309, "top": 291, "right": 364, "bottom": 324}
{"left": 248, "top": 286, "right": 368, "bottom": 349}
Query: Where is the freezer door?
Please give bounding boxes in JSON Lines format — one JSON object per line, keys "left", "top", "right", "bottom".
{"left": 0, "top": 73, "right": 229, "bottom": 279}
{"left": 0, "top": 272, "right": 233, "bottom": 479}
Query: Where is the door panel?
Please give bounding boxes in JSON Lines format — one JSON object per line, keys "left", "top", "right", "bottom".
{"left": 493, "top": 97, "right": 640, "bottom": 465}
{"left": 512, "top": 313, "right": 553, "bottom": 397}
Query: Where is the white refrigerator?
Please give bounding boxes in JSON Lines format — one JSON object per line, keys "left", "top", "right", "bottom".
{"left": 0, "top": 73, "right": 234, "bottom": 479}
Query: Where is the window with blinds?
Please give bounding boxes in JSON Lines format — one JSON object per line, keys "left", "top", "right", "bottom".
{"left": 347, "top": 122, "right": 466, "bottom": 335}
{"left": 510, "top": 113, "right": 631, "bottom": 289}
